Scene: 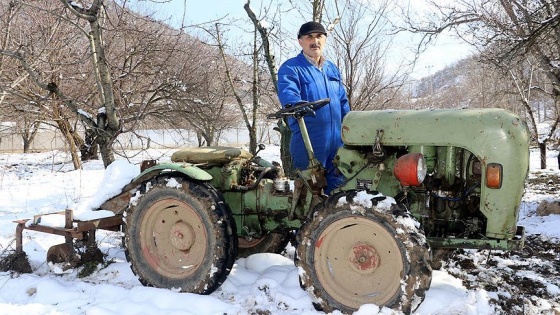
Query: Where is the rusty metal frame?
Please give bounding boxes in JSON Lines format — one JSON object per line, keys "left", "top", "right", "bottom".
{"left": 14, "top": 209, "right": 123, "bottom": 253}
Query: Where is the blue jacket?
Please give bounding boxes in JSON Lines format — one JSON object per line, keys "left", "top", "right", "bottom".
{"left": 277, "top": 51, "right": 350, "bottom": 193}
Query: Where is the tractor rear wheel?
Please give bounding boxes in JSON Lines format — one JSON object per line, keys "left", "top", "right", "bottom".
{"left": 296, "top": 191, "right": 432, "bottom": 314}
{"left": 124, "top": 176, "right": 237, "bottom": 294}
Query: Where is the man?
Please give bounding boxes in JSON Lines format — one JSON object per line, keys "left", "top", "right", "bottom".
{"left": 277, "top": 21, "right": 350, "bottom": 194}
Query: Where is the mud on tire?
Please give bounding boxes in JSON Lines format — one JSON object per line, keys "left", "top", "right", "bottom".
{"left": 124, "top": 176, "right": 237, "bottom": 294}
{"left": 296, "top": 191, "right": 432, "bottom": 314}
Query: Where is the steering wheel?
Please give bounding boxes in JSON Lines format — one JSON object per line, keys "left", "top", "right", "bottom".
{"left": 267, "top": 98, "right": 330, "bottom": 119}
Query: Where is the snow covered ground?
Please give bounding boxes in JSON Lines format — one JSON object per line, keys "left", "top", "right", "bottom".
{"left": 0, "top": 145, "right": 559, "bottom": 315}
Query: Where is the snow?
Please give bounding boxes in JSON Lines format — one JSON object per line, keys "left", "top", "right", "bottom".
{"left": 77, "top": 109, "right": 93, "bottom": 120}
{"left": 416, "top": 271, "right": 494, "bottom": 315}
{"left": 74, "top": 159, "right": 139, "bottom": 216}
{"left": 259, "top": 19, "right": 270, "bottom": 29}
{"left": 0, "top": 145, "right": 559, "bottom": 315}
{"left": 337, "top": 190, "right": 396, "bottom": 210}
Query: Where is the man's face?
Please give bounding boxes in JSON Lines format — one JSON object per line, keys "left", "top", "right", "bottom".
{"left": 298, "top": 33, "right": 326, "bottom": 59}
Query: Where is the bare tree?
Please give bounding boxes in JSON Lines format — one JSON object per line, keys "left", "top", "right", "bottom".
{"left": 0, "top": 0, "right": 119, "bottom": 167}
{"left": 0, "top": 2, "right": 40, "bottom": 153}
{"left": 175, "top": 48, "right": 241, "bottom": 147}
{"left": 403, "top": 0, "right": 560, "bottom": 168}
{"left": 0, "top": 1, "right": 18, "bottom": 107}
{"left": 1, "top": 1, "right": 223, "bottom": 166}
{"left": 326, "top": 0, "right": 408, "bottom": 110}
{"left": 212, "top": 22, "right": 261, "bottom": 154}
{"left": 93, "top": 3, "right": 239, "bottom": 153}
{"left": 244, "top": 0, "right": 294, "bottom": 171}
{"left": 0, "top": 1, "right": 87, "bottom": 163}
{"left": 508, "top": 56, "right": 557, "bottom": 168}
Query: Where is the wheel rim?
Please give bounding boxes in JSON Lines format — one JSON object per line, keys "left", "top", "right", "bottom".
{"left": 139, "top": 198, "right": 208, "bottom": 280}
{"left": 313, "top": 216, "right": 404, "bottom": 308}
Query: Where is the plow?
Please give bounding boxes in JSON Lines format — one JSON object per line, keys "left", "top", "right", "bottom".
{"left": 12, "top": 209, "right": 122, "bottom": 269}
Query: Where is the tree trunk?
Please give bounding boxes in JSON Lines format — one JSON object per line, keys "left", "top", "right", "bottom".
{"left": 196, "top": 132, "right": 205, "bottom": 147}
{"left": 539, "top": 141, "right": 547, "bottom": 169}
{"left": 19, "top": 118, "right": 40, "bottom": 154}
{"left": 275, "top": 119, "right": 294, "bottom": 177}
{"left": 59, "top": 121, "right": 82, "bottom": 169}
{"left": 249, "top": 126, "right": 257, "bottom": 155}
{"left": 80, "top": 128, "right": 99, "bottom": 161}
{"left": 98, "top": 136, "right": 115, "bottom": 167}
{"left": 22, "top": 137, "right": 31, "bottom": 153}
{"left": 52, "top": 101, "right": 82, "bottom": 169}
{"left": 96, "top": 112, "right": 115, "bottom": 165}
{"left": 201, "top": 128, "right": 214, "bottom": 147}
{"left": 92, "top": 19, "right": 119, "bottom": 167}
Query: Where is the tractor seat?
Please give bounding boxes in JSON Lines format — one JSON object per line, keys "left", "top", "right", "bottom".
{"left": 171, "top": 146, "right": 252, "bottom": 165}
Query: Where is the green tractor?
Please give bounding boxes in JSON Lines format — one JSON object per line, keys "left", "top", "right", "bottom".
{"left": 94, "top": 99, "right": 529, "bottom": 313}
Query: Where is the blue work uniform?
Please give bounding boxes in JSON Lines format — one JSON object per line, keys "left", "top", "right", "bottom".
{"left": 277, "top": 51, "right": 350, "bottom": 194}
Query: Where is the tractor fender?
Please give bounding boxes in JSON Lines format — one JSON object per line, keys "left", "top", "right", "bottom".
{"left": 131, "top": 163, "right": 212, "bottom": 186}
{"left": 99, "top": 163, "right": 212, "bottom": 215}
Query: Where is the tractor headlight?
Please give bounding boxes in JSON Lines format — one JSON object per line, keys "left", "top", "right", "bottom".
{"left": 394, "top": 153, "right": 427, "bottom": 187}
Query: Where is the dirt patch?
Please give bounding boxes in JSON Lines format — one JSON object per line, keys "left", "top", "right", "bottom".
{"left": 527, "top": 172, "right": 560, "bottom": 195}
{"left": 443, "top": 235, "right": 560, "bottom": 315}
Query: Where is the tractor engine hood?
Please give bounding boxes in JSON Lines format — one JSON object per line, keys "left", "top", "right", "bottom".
{"left": 341, "top": 108, "right": 530, "bottom": 239}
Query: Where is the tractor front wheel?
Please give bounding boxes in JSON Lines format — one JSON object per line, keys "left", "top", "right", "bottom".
{"left": 296, "top": 191, "right": 432, "bottom": 314}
